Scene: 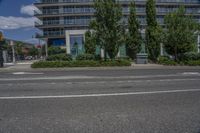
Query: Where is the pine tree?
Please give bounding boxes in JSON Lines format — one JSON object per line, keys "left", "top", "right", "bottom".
{"left": 163, "top": 6, "right": 199, "bottom": 61}
{"left": 92, "top": 0, "right": 124, "bottom": 59}
{"left": 126, "top": 1, "right": 142, "bottom": 60}
{"left": 84, "top": 30, "right": 96, "bottom": 55}
{"left": 146, "top": 0, "right": 161, "bottom": 62}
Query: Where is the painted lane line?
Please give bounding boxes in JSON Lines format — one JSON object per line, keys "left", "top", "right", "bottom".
{"left": 0, "top": 74, "right": 196, "bottom": 81}
{"left": 0, "top": 78, "right": 199, "bottom": 86}
{"left": 0, "top": 76, "right": 95, "bottom": 81}
{"left": 12, "top": 72, "right": 44, "bottom": 75}
{"left": 182, "top": 72, "right": 200, "bottom": 75}
{"left": 0, "top": 89, "right": 200, "bottom": 100}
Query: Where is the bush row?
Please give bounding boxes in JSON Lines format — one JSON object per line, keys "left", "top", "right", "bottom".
{"left": 46, "top": 54, "right": 72, "bottom": 61}
{"left": 181, "top": 52, "right": 200, "bottom": 61}
{"left": 183, "top": 60, "right": 200, "bottom": 66}
{"left": 158, "top": 56, "right": 200, "bottom": 66}
{"left": 158, "top": 56, "right": 177, "bottom": 65}
{"left": 31, "top": 60, "right": 131, "bottom": 68}
{"left": 46, "top": 53, "right": 131, "bottom": 61}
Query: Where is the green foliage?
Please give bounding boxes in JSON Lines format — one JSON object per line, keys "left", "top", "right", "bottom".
{"left": 46, "top": 54, "right": 72, "bottom": 61}
{"left": 158, "top": 56, "right": 177, "bottom": 65}
{"left": 94, "top": 54, "right": 102, "bottom": 61}
{"left": 76, "top": 54, "right": 95, "bottom": 61}
{"left": 181, "top": 52, "right": 200, "bottom": 61}
{"left": 1, "top": 41, "right": 10, "bottom": 51}
{"left": 163, "top": 6, "right": 199, "bottom": 61}
{"left": 116, "top": 56, "right": 131, "bottom": 61}
{"left": 91, "top": 0, "right": 124, "bottom": 59}
{"left": 48, "top": 46, "right": 66, "bottom": 55}
{"left": 84, "top": 30, "right": 96, "bottom": 55}
{"left": 15, "top": 42, "right": 24, "bottom": 56}
{"left": 126, "top": 1, "right": 142, "bottom": 60}
{"left": 29, "top": 46, "right": 39, "bottom": 56}
{"left": 145, "top": 0, "right": 162, "bottom": 62}
{"left": 183, "top": 60, "right": 200, "bottom": 66}
{"left": 31, "top": 60, "right": 131, "bottom": 68}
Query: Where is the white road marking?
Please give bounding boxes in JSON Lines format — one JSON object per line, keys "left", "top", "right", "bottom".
{"left": 0, "top": 74, "right": 196, "bottom": 81}
{"left": 12, "top": 72, "right": 44, "bottom": 75}
{"left": 0, "top": 89, "right": 200, "bottom": 100}
{"left": 182, "top": 72, "right": 200, "bottom": 75}
{"left": 0, "top": 78, "right": 199, "bottom": 86}
{"left": 0, "top": 76, "right": 95, "bottom": 81}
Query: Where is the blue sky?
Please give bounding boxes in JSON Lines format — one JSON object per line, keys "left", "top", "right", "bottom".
{"left": 0, "top": 0, "right": 40, "bottom": 44}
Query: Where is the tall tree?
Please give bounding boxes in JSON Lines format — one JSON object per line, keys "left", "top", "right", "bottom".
{"left": 163, "top": 6, "right": 199, "bottom": 61}
{"left": 84, "top": 30, "right": 96, "bottom": 55}
{"left": 145, "top": 0, "right": 161, "bottom": 62}
{"left": 91, "top": 0, "right": 124, "bottom": 59}
{"left": 126, "top": 1, "right": 142, "bottom": 60}
{"left": 15, "top": 42, "right": 24, "bottom": 56}
{"left": 29, "top": 46, "right": 39, "bottom": 56}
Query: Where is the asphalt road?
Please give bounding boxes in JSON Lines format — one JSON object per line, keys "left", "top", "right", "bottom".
{"left": 0, "top": 68, "right": 200, "bottom": 133}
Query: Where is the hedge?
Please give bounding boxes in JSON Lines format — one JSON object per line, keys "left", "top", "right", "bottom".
{"left": 46, "top": 54, "right": 72, "bottom": 61}
{"left": 158, "top": 56, "right": 200, "bottom": 66}
{"left": 31, "top": 60, "right": 131, "bottom": 68}
{"left": 76, "top": 54, "right": 95, "bottom": 61}
{"left": 183, "top": 60, "right": 200, "bottom": 66}
{"left": 181, "top": 52, "right": 200, "bottom": 61}
{"left": 158, "top": 56, "right": 177, "bottom": 66}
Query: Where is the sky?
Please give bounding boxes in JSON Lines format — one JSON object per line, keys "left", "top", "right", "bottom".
{"left": 0, "top": 0, "right": 41, "bottom": 45}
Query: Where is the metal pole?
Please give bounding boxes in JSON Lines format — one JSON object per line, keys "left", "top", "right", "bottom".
{"left": 198, "top": 34, "right": 200, "bottom": 53}
{"left": 0, "top": 31, "right": 4, "bottom": 67}
{"left": 0, "top": 42, "right": 3, "bottom": 67}
{"left": 10, "top": 41, "right": 16, "bottom": 63}
{"left": 45, "top": 38, "right": 48, "bottom": 57}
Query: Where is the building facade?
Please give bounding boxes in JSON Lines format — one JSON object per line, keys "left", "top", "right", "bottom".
{"left": 34, "top": 0, "right": 200, "bottom": 56}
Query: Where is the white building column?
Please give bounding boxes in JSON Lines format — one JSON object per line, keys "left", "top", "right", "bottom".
{"left": 101, "top": 48, "right": 104, "bottom": 58}
{"left": 117, "top": 50, "right": 120, "bottom": 57}
{"left": 65, "top": 31, "right": 71, "bottom": 54}
{"left": 160, "top": 43, "right": 164, "bottom": 56}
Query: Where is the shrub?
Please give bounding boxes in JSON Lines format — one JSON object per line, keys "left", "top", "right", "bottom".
{"left": 183, "top": 60, "right": 200, "bottom": 66}
{"left": 158, "top": 56, "right": 177, "bottom": 65}
{"left": 46, "top": 54, "right": 72, "bottom": 61}
{"left": 158, "top": 56, "right": 170, "bottom": 63}
{"left": 181, "top": 52, "right": 200, "bottom": 61}
{"left": 100, "top": 60, "right": 131, "bottom": 66}
{"left": 95, "top": 54, "right": 102, "bottom": 61}
{"left": 48, "top": 47, "right": 66, "bottom": 55}
{"left": 31, "top": 60, "right": 131, "bottom": 68}
{"left": 116, "top": 56, "right": 132, "bottom": 61}
{"left": 76, "top": 54, "right": 95, "bottom": 61}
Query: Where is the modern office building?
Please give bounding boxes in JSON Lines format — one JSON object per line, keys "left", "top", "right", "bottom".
{"left": 34, "top": 0, "right": 200, "bottom": 56}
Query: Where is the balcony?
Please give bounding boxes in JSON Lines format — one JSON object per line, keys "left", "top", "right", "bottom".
{"left": 35, "top": 19, "right": 91, "bottom": 29}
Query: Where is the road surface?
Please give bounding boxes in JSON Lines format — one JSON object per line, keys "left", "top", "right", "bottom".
{"left": 0, "top": 68, "right": 200, "bottom": 133}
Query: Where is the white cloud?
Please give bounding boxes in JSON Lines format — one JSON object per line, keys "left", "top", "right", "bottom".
{"left": 0, "top": 16, "right": 36, "bottom": 30}
{"left": 21, "top": 4, "right": 38, "bottom": 16}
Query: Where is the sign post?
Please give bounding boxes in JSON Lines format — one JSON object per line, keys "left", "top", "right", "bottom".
{"left": 0, "top": 31, "right": 4, "bottom": 67}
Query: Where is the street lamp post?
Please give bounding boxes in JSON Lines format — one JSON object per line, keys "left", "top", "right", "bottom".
{"left": 45, "top": 38, "right": 48, "bottom": 57}
{"left": 0, "top": 31, "right": 4, "bottom": 67}
{"left": 10, "top": 41, "right": 16, "bottom": 63}
{"left": 198, "top": 34, "right": 200, "bottom": 53}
